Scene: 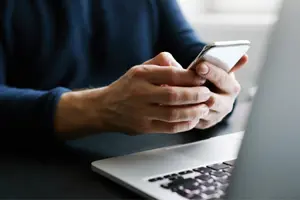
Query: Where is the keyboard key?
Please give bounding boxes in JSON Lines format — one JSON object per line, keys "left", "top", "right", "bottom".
{"left": 223, "top": 160, "right": 235, "bottom": 166}
{"left": 148, "top": 178, "right": 158, "bottom": 182}
{"left": 179, "top": 170, "right": 193, "bottom": 175}
{"left": 201, "top": 190, "right": 220, "bottom": 199}
{"left": 179, "top": 171, "right": 186, "bottom": 175}
{"left": 190, "top": 195, "right": 206, "bottom": 200}
{"left": 217, "top": 184, "right": 228, "bottom": 192}
{"left": 192, "top": 196, "right": 220, "bottom": 200}
{"left": 208, "top": 163, "right": 230, "bottom": 170}
{"left": 224, "top": 167, "right": 233, "bottom": 174}
{"left": 160, "top": 183, "right": 169, "bottom": 189}
{"left": 216, "top": 178, "right": 229, "bottom": 185}
{"left": 211, "top": 171, "right": 228, "bottom": 178}
{"left": 200, "top": 182, "right": 216, "bottom": 191}
{"left": 169, "top": 176, "right": 182, "bottom": 181}
{"left": 194, "top": 167, "right": 213, "bottom": 174}
{"left": 148, "top": 176, "right": 165, "bottom": 182}
{"left": 167, "top": 177, "right": 188, "bottom": 189}
{"left": 182, "top": 179, "right": 200, "bottom": 191}
{"left": 163, "top": 174, "right": 171, "bottom": 179}
{"left": 176, "top": 188, "right": 194, "bottom": 199}
{"left": 192, "top": 189, "right": 202, "bottom": 195}
{"left": 195, "top": 174, "right": 213, "bottom": 182}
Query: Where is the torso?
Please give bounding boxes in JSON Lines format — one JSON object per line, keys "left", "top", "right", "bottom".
{"left": 3, "top": 0, "right": 160, "bottom": 89}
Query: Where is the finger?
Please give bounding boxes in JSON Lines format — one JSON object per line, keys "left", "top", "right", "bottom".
{"left": 231, "top": 55, "right": 248, "bottom": 72}
{"left": 131, "top": 65, "right": 206, "bottom": 86}
{"left": 206, "top": 93, "right": 235, "bottom": 114}
{"left": 195, "top": 119, "right": 216, "bottom": 130}
{"left": 195, "top": 62, "right": 241, "bottom": 94}
{"left": 147, "top": 104, "right": 209, "bottom": 122}
{"left": 150, "top": 86, "right": 211, "bottom": 105}
{"left": 150, "top": 119, "right": 199, "bottom": 134}
{"left": 201, "top": 110, "right": 219, "bottom": 121}
{"left": 206, "top": 93, "right": 224, "bottom": 112}
{"left": 144, "top": 52, "right": 183, "bottom": 69}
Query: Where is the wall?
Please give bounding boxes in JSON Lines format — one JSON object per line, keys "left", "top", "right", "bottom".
{"left": 178, "top": 0, "right": 278, "bottom": 99}
{"left": 188, "top": 14, "right": 276, "bottom": 90}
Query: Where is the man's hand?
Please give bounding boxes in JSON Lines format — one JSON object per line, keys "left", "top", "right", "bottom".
{"left": 95, "top": 52, "right": 211, "bottom": 135}
{"left": 55, "top": 52, "right": 210, "bottom": 138}
{"left": 194, "top": 55, "right": 248, "bottom": 129}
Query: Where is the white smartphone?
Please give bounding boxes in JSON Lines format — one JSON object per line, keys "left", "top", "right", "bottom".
{"left": 187, "top": 40, "right": 251, "bottom": 72}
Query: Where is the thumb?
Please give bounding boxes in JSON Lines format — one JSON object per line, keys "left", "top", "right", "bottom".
{"left": 144, "top": 52, "right": 183, "bottom": 69}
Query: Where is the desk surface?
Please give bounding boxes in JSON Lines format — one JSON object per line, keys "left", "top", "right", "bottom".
{"left": 0, "top": 102, "right": 251, "bottom": 199}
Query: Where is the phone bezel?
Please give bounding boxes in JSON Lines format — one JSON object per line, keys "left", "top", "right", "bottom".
{"left": 188, "top": 40, "right": 251, "bottom": 72}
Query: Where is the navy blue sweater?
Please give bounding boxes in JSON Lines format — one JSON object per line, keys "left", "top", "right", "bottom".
{"left": 0, "top": 0, "right": 206, "bottom": 141}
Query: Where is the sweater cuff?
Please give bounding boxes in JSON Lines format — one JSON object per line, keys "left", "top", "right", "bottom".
{"left": 39, "top": 87, "right": 71, "bottom": 143}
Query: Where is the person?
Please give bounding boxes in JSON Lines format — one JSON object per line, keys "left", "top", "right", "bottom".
{"left": 0, "top": 0, "right": 247, "bottom": 145}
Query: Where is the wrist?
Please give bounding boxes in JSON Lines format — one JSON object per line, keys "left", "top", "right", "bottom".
{"left": 54, "top": 88, "right": 106, "bottom": 139}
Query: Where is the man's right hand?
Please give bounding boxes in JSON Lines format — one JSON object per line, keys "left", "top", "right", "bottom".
{"left": 55, "top": 53, "right": 211, "bottom": 138}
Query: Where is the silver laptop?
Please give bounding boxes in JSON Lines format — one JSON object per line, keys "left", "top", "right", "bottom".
{"left": 92, "top": 1, "right": 300, "bottom": 199}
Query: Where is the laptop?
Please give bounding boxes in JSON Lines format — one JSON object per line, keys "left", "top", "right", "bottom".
{"left": 92, "top": 1, "right": 300, "bottom": 199}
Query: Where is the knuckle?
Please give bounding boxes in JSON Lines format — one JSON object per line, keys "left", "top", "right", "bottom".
{"left": 130, "top": 82, "right": 148, "bottom": 97}
{"left": 166, "top": 109, "right": 179, "bottom": 122}
{"left": 165, "top": 87, "right": 179, "bottom": 104}
{"left": 192, "top": 90, "right": 201, "bottom": 102}
{"left": 129, "top": 65, "right": 145, "bottom": 78}
{"left": 190, "top": 109, "right": 199, "bottom": 120}
{"left": 185, "top": 121, "right": 195, "bottom": 131}
{"left": 191, "top": 88, "right": 209, "bottom": 103}
{"left": 159, "top": 52, "right": 172, "bottom": 61}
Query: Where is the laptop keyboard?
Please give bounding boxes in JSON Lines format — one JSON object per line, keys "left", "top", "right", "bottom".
{"left": 148, "top": 160, "right": 235, "bottom": 200}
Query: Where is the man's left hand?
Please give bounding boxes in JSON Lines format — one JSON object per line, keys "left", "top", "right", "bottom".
{"left": 194, "top": 55, "right": 248, "bottom": 129}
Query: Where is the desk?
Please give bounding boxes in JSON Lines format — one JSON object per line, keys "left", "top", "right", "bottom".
{"left": 0, "top": 102, "right": 251, "bottom": 199}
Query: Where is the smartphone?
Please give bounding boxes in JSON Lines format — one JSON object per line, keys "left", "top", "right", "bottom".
{"left": 187, "top": 40, "right": 251, "bottom": 73}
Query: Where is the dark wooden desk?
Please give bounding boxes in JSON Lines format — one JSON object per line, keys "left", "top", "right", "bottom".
{"left": 0, "top": 102, "right": 251, "bottom": 199}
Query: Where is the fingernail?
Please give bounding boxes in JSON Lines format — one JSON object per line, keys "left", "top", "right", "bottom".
{"left": 198, "top": 64, "right": 209, "bottom": 75}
